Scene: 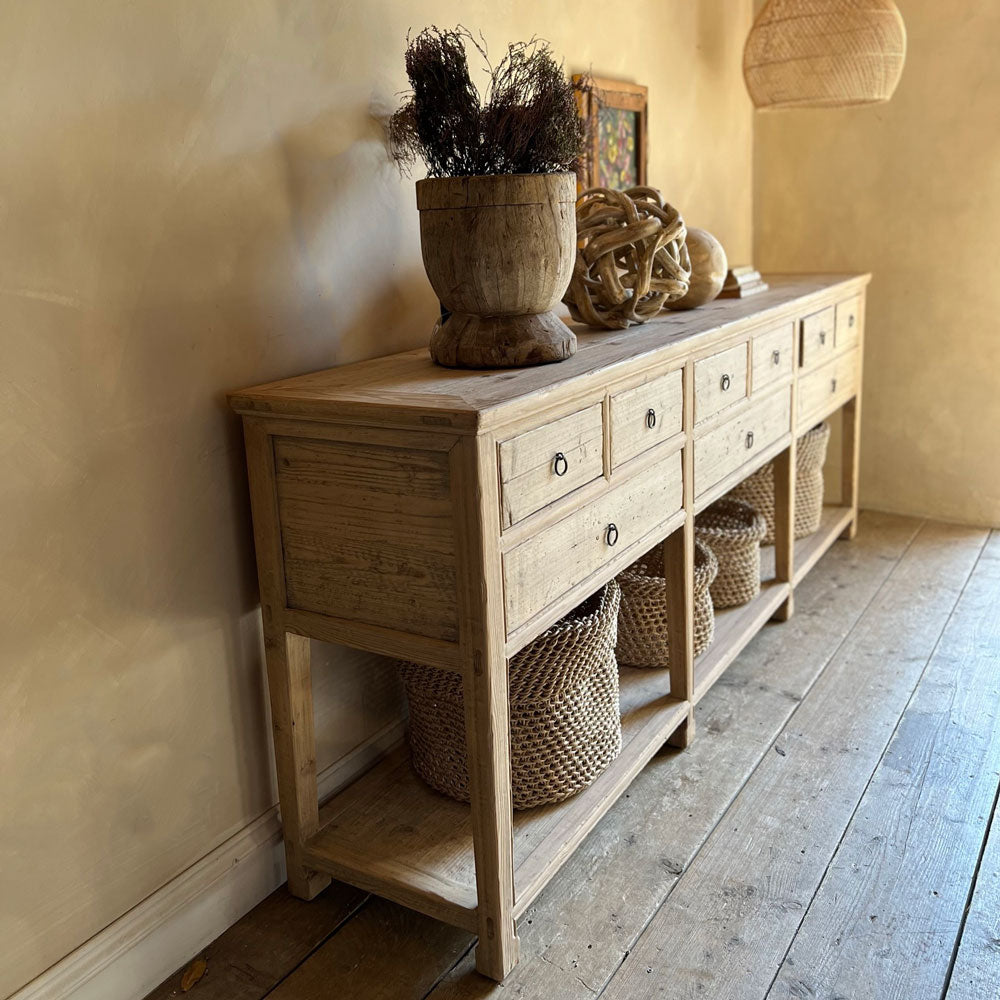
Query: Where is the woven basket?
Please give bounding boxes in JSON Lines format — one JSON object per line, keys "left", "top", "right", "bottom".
{"left": 728, "top": 423, "right": 831, "bottom": 545}
{"left": 696, "top": 498, "right": 767, "bottom": 608}
{"left": 400, "top": 580, "right": 622, "bottom": 810}
{"left": 615, "top": 540, "right": 718, "bottom": 668}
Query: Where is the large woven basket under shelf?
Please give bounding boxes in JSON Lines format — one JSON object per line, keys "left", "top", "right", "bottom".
{"left": 696, "top": 498, "right": 767, "bottom": 609}
{"left": 400, "top": 580, "right": 622, "bottom": 810}
{"left": 616, "top": 539, "right": 718, "bottom": 668}
{"left": 728, "top": 422, "right": 831, "bottom": 545}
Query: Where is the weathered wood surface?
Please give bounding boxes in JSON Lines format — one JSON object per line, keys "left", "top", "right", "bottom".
{"left": 420, "top": 512, "right": 925, "bottom": 1000}
{"left": 765, "top": 531, "right": 1000, "bottom": 999}
{"left": 601, "top": 520, "right": 988, "bottom": 1000}
{"left": 142, "top": 885, "right": 366, "bottom": 1000}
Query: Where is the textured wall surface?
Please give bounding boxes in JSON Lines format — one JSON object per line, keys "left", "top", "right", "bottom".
{"left": 0, "top": 1, "right": 753, "bottom": 993}
{"left": 754, "top": 0, "right": 1000, "bottom": 527}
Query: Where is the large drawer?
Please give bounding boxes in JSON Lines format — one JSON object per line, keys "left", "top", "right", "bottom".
{"left": 835, "top": 295, "right": 861, "bottom": 353}
{"left": 799, "top": 306, "right": 835, "bottom": 370}
{"left": 504, "top": 451, "right": 683, "bottom": 634}
{"left": 499, "top": 403, "right": 604, "bottom": 528}
{"left": 694, "top": 387, "right": 792, "bottom": 499}
{"left": 751, "top": 322, "right": 795, "bottom": 394}
{"left": 694, "top": 341, "right": 749, "bottom": 424}
{"left": 609, "top": 368, "right": 683, "bottom": 469}
{"left": 798, "top": 349, "right": 859, "bottom": 425}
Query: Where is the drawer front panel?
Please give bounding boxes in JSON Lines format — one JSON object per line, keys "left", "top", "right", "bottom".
{"left": 799, "top": 306, "right": 836, "bottom": 370}
{"left": 694, "top": 388, "right": 792, "bottom": 499}
{"left": 504, "top": 451, "right": 683, "bottom": 634}
{"left": 798, "top": 349, "right": 859, "bottom": 426}
{"left": 610, "top": 369, "right": 683, "bottom": 468}
{"left": 694, "top": 341, "right": 749, "bottom": 424}
{"left": 499, "top": 403, "right": 604, "bottom": 528}
{"left": 752, "top": 322, "right": 795, "bottom": 394}
{"left": 835, "top": 295, "right": 861, "bottom": 352}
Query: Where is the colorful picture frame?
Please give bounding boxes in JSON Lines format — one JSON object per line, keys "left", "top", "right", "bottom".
{"left": 574, "top": 76, "right": 648, "bottom": 191}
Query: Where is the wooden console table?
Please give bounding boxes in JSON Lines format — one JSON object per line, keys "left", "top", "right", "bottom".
{"left": 229, "top": 273, "right": 868, "bottom": 980}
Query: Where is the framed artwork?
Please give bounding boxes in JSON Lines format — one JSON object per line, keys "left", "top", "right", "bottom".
{"left": 574, "top": 76, "right": 648, "bottom": 191}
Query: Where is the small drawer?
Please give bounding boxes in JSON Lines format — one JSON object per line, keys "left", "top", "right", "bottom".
{"left": 751, "top": 322, "right": 795, "bottom": 394}
{"left": 694, "top": 388, "right": 792, "bottom": 499}
{"left": 504, "top": 450, "right": 683, "bottom": 634}
{"left": 610, "top": 369, "right": 683, "bottom": 469}
{"left": 799, "top": 306, "right": 836, "bottom": 370}
{"left": 798, "top": 349, "right": 859, "bottom": 426}
{"left": 694, "top": 341, "right": 749, "bottom": 424}
{"left": 499, "top": 403, "right": 604, "bottom": 528}
{"left": 835, "top": 295, "right": 861, "bottom": 352}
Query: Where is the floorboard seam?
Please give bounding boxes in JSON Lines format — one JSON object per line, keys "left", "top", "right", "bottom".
{"left": 592, "top": 517, "right": 930, "bottom": 998}
{"left": 258, "top": 892, "right": 372, "bottom": 999}
{"left": 759, "top": 528, "right": 990, "bottom": 1000}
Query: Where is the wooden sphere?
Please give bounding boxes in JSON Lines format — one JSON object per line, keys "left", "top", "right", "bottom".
{"left": 667, "top": 228, "right": 727, "bottom": 310}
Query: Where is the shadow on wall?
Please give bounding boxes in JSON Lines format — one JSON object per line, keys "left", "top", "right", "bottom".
{"left": 2, "top": 86, "right": 422, "bottom": 986}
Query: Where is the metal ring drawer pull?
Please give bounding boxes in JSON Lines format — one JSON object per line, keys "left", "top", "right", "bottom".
{"left": 720, "top": 373, "right": 731, "bottom": 391}
{"left": 849, "top": 314, "right": 856, "bottom": 328}
{"left": 745, "top": 430, "right": 755, "bottom": 449}
{"left": 646, "top": 407, "right": 657, "bottom": 429}
{"left": 553, "top": 452, "right": 568, "bottom": 477}
{"left": 819, "top": 330, "right": 827, "bottom": 345}
{"left": 606, "top": 523, "right": 619, "bottom": 546}
{"left": 831, "top": 377, "right": 838, "bottom": 393}
{"left": 772, "top": 349, "right": 781, "bottom": 366}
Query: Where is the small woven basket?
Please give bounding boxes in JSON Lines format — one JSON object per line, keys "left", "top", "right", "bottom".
{"left": 615, "top": 539, "right": 718, "bottom": 668}
{"left": 400, "top": 580, "right": 622, "bottom": 810}
{"left": 696, "top": 498, "right": 767, "bottom": 608}
{"left": 728, "top": 423, "right": 831, "bottom": 545}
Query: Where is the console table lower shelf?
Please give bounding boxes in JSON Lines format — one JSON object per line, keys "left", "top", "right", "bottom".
{"left": 295, "top": 502, "right": 854, "bottom": 939}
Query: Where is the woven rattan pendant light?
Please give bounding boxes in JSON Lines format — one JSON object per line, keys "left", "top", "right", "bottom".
{"left": 744, "top": 0, "right": 906, "bottom": 109}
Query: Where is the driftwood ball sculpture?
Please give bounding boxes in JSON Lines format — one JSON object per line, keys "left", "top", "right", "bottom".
{"left": 667, "top": 228, "right": 728, "bottom": 310}
{"left": 563, "top": 187, "right": 692, "bottom": 330}
{"left": 417, "top": 173, "right": 578, "bottom": 369}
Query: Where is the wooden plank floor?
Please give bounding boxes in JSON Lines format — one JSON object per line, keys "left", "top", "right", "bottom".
{"left": 146, "top": 513, "right": 1000, "bottom": 1000}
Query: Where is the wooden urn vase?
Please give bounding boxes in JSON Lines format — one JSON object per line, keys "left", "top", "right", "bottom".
{"left": 417, "top": 173, "right": 578, "bottom": 369}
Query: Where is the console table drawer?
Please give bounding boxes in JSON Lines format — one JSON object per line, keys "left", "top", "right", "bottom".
{"left": 694, "top": 341, "right": 748, "bottom": 424}
{"left": 836, "top": 295, "right": 862, "bottom": 352}
{"left": 799, "top": 306, "right": 835, "bottom": 370}
{"left": 499, "top": 403, "right": 604, "bottom": 528}
{"left": 694, "top": 387, "right": 792, "bottom": 499}
{"left": 752, "top": 322, "right": 795, "bottom": 393}
{"left": 503, "top": 451, "right": 683, "bottom": 634}
{"left": 798, "top": 349, "right": 859, "bottom": 425}
{"left": 610, "top": 369, "right": 683, "bottom": 468}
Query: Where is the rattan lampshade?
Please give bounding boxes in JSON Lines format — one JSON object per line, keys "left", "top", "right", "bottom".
{"left": 744, "top": 0, "right": 906, "bottom": 109}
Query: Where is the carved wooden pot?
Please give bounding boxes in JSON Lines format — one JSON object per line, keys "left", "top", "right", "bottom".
{"left": 416, "top": 173, "right": 578, "bottom": 369}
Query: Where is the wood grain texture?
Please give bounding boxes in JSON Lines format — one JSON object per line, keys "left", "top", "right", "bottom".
{"left": 693, "top": 340, "right": 749, "bottom": 424}
{"left": 499, "top": 403, "right": 604, "bottom": 528}
{"left": 421, "top": 512, "right": 925, "bottom": 1000}
{"left": 797, "top": 347, "right": 859, "bottom": 426}
{"left": 767, "top": 531, "right": 1000, "bottom": 1000}
{"left": 141, "top": 886, "right": 367, "bottom": 1000}
{"left": 450, "top": 433, "right": 519, "bottom": 979}
{"left": 609, "top": 368, "right": 683, "bottom": 469}
{"left": 503, "top": 450, "right": 683, "bottom": 633}
{"left": 274, "top": 436, "right": 458, "bottom": 641}
{"left": 751, "top": 321, "right": 794, "bottom": 394}
{"left": 601, "top": 521, "right": 988, "bottom": 1000}
{"left": 418, "top": 173, "right": 577, "bottom": 369}
{"left": 227, "top": 274, "right": 870, "bottom": 432}
{"left": 799, "top": 304, "right": 836, "bottom": 369}
{"left": 694, "top": 385, "right": 791, "bottom": 498}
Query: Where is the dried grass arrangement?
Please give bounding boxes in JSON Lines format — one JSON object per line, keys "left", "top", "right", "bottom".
{"left": 388, "top": 27, "right": 587, "bottom": 178}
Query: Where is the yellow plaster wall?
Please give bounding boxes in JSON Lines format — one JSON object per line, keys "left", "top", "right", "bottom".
{"left": 0, "top": 1, "right": 754, "bottom": 993}
{"left": 754, "top": 0, "right": 1000, "bottom": 527}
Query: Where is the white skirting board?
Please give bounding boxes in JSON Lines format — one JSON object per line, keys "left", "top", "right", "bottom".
{"left": 9, "top": 720, "right": 407, "bottom": 1000}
